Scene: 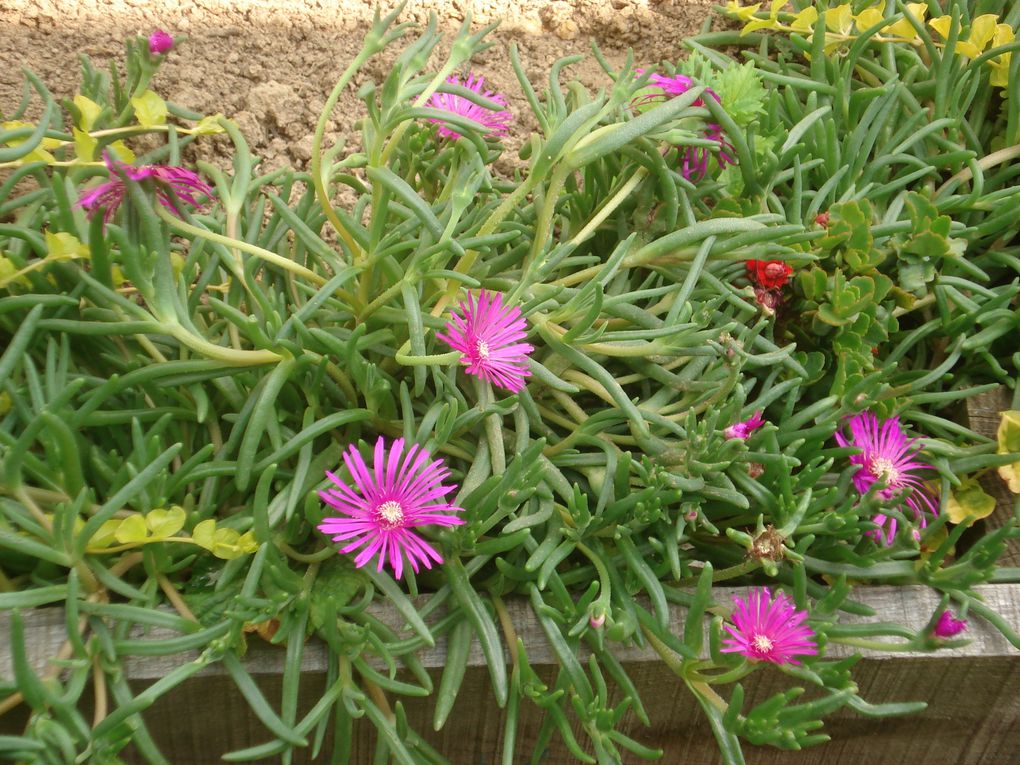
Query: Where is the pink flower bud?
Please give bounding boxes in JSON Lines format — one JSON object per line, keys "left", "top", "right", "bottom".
{"left": 149, "top": 29, "right": 174, "bottom": 55}
{"left": 933, "top": 611, "right": 967, "bottom": 638}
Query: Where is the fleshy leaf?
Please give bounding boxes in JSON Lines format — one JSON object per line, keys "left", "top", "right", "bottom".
{"left": 90, "top": 519, "right": 124, "bottom": 549}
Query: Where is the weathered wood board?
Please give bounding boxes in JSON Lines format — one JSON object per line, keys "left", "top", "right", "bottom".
{"left": 3, "top": 584, "right": 1018, "bottom": 764}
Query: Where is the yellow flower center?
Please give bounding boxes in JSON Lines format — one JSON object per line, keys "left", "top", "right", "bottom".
{"left": 377, "top": 500, "right": 404, "bottom": 527}
{"left": 870, "top": 456, "right": 900, "bottom": 484}
{"left": 476, "top": 339, "right": 490, "bottom": 360}
{"left": 752, "top": 634, "right": 774, "bottom": 653}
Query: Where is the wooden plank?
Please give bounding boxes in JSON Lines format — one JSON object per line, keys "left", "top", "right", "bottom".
{"left": 965, "top": 387, "right": 1020, "bottom": 566}
{"left": 2, "top": 585, "right": 1018, "bottom": 763}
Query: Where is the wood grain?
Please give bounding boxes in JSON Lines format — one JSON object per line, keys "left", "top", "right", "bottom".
{"left": 3, "top": 584, "right": 1018, "bottom": 764}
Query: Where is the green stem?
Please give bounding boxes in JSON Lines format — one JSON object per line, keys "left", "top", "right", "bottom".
{"left": 568, "top": 166, "right": 647, "bottom": 247}
{"left": 157, "top": 207, "right": 325, "bottom": 286}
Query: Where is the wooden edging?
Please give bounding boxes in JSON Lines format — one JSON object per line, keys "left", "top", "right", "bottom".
{"left": 2, "top": 584, "right": 1018, "bottom": 684}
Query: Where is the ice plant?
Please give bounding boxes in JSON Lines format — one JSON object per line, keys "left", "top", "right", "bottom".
{"left": 425, "top": 74, "right": 513, "bottom": 139}
{"left": 933, "top": 611, "right": 968, "bottom": 638}
{"left": 148, "top": 29, "right": 174, "bottom": 55}
{"left": 681, "top": 122, "right": 737, "bottom": 182}
{"left": 631, "top": 69, "right": 717, "bottom": 108}
{"left": 436, "top": 289, "right": 534, "bottom": 393}
{"left": 318, "top": 437, "right": 464, "bottom": 579}
{"left": 724, "top": 410, "right": 764, "bottom": 440}
{"left": 631, "top": 69, "right": 736, "bottom": 182}
{"left": 834, "top": 412, "right": 938, "bottom": 545}
{"left": 721, "top": 588, "right": 818, "bottom": 665}
{"left": 747, "top": 259, "right": 793, "bottom": 290}
{"left": 77, "top": 152, "right": 213, "bottom": 223}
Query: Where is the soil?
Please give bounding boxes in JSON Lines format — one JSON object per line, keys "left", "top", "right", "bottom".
{"left": 0, "top": 0, "right": 716, "bottom": 171}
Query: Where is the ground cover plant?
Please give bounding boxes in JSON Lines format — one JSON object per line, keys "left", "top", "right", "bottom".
{"left": 1, "top": 1, "right": 1019, "bottom": 763}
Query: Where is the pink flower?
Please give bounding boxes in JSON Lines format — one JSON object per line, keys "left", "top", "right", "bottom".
{"left": 318, "top": 437, "right": 465, "bottom": 579}
{"left": 436, "top": 290, "right": 534, "bottom": 393}
{"left": 680, "top": 123, "right": 737, "bottom": 183}
{"left": 632, "top": 69, "right": 719, "bottom": 108}
{"left": 721, "top": 588, "right": 818, "bottom": 666}
{"left": 148, "top": 30, "right": 174, "bottom": 55}
{"left": 724, "top": 411, "right": 765, "bottom": 440}
{"left": 834, "top": 412, "right": 938, "bottom": 545}
{"left": 933, "top": 611, "right": 967, "bottom": 638}
{"left": 77, "top": 152, "right": 213, "bottom": 223}
{"left": 425, "top": 74, "right": 513, "bottom": 139}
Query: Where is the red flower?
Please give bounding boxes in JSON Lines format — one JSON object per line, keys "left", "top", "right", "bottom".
{"left": 746, "top": 260, "right": 793, "bottom": 290}
{"left": 815, "top": 212, "right": 830, "bottom": 227}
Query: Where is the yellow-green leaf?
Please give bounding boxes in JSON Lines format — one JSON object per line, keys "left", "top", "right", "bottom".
{"left": 73, "top": 95, "right": 103, "bottom": 131}
{"left": 106, "top": 140, "right": 136, "bottom": 164}
{"left": 237, "top": 531, "right": 259, "bottom": 554}
{"left": 211, "top": 527, "right": 244, "bottom": 559}
{"left": 45, "top": 231, "right": 88, "bottom": 261}
{"left": 146, "top": 506, "right": 186, "bottom": 538}
{"left": 90, "top": 519, "right": 124, "bottom": 549}
{"left": 946, "top": 479, "right": 997, "bottom": 524}
{"left": 114, "top": 514, "right": 150, "bottom": 544}
{"left": 130, "top": 90, "right": 168, "bottom": 129}
{"left": 888, "top": 3, "right": 927, "bottom": 39}
{"left": 929, "top": 16, "right": 952, "bottom": 40}
{"left": 824, "top": 4, "right": 853, "bottom": 35}
{"left": 855, "top": 8, "right": 884, "bottom": 31}
{"left": 725, "top": 0, "right": 761, "bottom": 23}
{"left": 73, "top": 128, "right": 97, "bottom": 163}
{"left": 192, "top": 519, "right": 217, "bottom": 550}
{"left": 996, "top": 410, "right": 1020, "bottom": 454}
{"left": 791, "top": 6, "right": 819, "bottom": 32}
{"left": 191, "top": 114, "right": 227, "bottom": 135}
{"left": 998, "top": 462, "right": 1020, "bottom": 494}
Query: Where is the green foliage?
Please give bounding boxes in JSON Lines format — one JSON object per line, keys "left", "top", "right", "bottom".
{"left": 1, "top": 4, "right": 1019, "bottom": 765}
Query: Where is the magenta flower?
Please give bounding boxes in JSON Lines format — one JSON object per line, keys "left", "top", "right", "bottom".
{"left": 148, "top": 30, "right": 174, "bottom": 55}
{"left": 681, "top": 123, "right": 737, "bottom": 183}
{"left": 834, "top": 412, "right": 938, "bottom": 545}
{"left": 633, "top": 69, "right": 718, "bottom": 107}
{"left": 721, "top": 588, "right": 818, "bottom": 666}
{"left": 436, "top": 290, "right": 534, "bottom": 393}
{"left": 724, "top": 410, "right": 765, "bottom": 440}
{"left": 318, "top": 437, "right": 465, "bottom": 579}
{"left": 77, "top": 152, "right": 213, "bottom": 223}
{"left": 425, "top": 74, "right": 513, "bottom": 140}
{"left": 631, "top": 69, "right": 736, "bottom": 182}
{"left": 933, "top": 611, "right": 967, "bottom": 638}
